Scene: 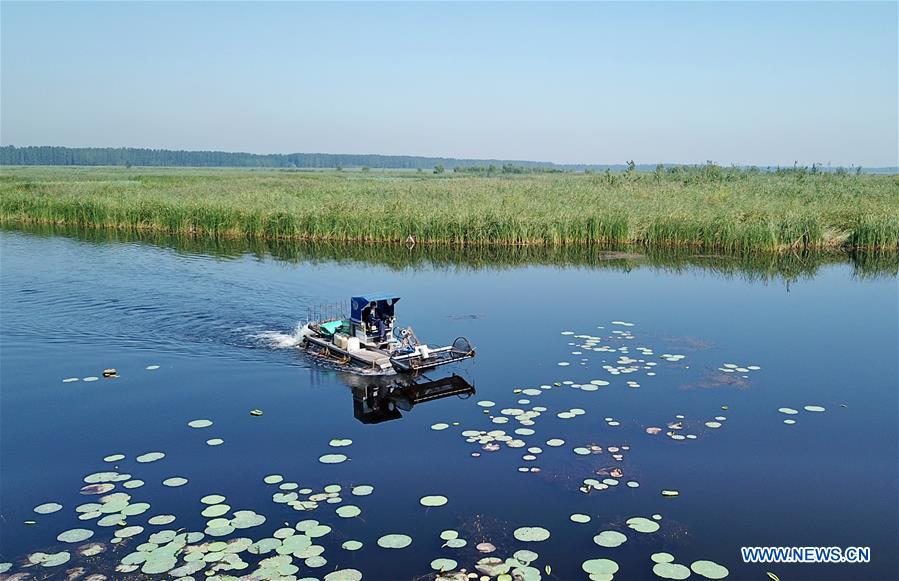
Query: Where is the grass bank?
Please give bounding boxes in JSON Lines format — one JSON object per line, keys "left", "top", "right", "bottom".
{"left": 1, "top": 166, "right": 897, "bottom": 251}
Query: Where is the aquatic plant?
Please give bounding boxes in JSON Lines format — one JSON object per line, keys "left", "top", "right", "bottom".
{"left": 2, "top": 166, "right": 897, "bottom": 251}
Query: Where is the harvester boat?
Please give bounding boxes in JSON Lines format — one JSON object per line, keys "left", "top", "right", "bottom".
{"left": 300, "top": 294, "right": 475, "bottom": 375}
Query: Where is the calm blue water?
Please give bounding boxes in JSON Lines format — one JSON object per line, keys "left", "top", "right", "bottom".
{"left": 0, "top": 230, "right": 896, "bottom": 580}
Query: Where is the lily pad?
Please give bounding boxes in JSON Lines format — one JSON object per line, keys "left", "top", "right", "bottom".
{"left": 545, "top": 439, "right": 565, "bottom": 447}
{"left": 324, "top": 569, "right": 363, "bottom": 581}
{"left": 653, "top": 562, "right": 691, "bottom": 579}
{"left": 431, "top": 558, "right": 458, "bottom": 572}
{"left": 34, "top": 502, "right": 63, "bottom": 514}
{"left": 148, "top": 514, "right": 176, "bottom": 525}
{"left": 431, "top": 423, "right": 450, "bottom": 431}
{"left": 351, "top": 484, "right": 374, "bottom": 496}
{"left": 582, "top": 559, "right": 619, "bottom": 575}
{"left": 103, "top": 454, "right": 125, "bottom": 462}
{"left": 201, "top": 504, "right": 231, "bottom": 518}
{"left": 206, "top": 438, "right": 224, "bottom": 446}
{"left": 336, "top": 505, "right": 361, "bottom": 518}
{"left": 804, "top": 405, "right": 826, "bottom": 412}
{"left": 162, "top": 477, "right": 188, "bottom": 487}
{"left": 652, "top": 552, "right": 675, "bottom": 563}
{"left": 263, "top": 474, "right": 283, "bottom": 484}
{"left": 136, "top": 452, "right": 165, "bottom": 463}
{"left": 188, "top": 419, "right": 213, "bottom": 428}
{"left": 57, "top": 528, "right": 94, "bottom": 543}
{"left": 594, "top": 530, "right": 627, "bottom": 547}
{"left": 329, "top": 438, "right": 353, "bottom": 447}
{"left": 513, "top": 526, "right": 550, "bottom": 542}
{"left": 377, "top": 533, "right": 412, "bottom": 549}
{"left": 626, "top": 516, "right": 660, "bottom": 533}
{"left": 570, "top": 513, "right": 591, "bottom": 523}
{"left": 420, "top": 495, "right": 448, "bottom": 507}
{"left": 319, "top": 453, "right": 348, "bottom": 464}
{"left": 691, "top": 560, "right": 730, "bottom": 579}
{"left": 341, "top": 540, "right": 363, "bottom": 551}
{"left": 202, "top": 494, "right": 227, "bottom": 504}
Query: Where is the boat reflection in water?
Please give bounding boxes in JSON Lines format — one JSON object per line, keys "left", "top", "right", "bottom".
{"left": 338, "top": 373, "right": 476, "bottom": 424}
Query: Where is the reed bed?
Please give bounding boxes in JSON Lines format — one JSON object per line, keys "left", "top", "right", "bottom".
{"left": 1, "top": 166, "right": 897, "bottom": 251}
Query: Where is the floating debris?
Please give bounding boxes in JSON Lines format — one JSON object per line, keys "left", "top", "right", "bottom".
{"left": 145, "top": 365, "right": 160, "bottom": 370}
{"left": 249, "top": 409, "right": 263, "bottom": 416}
{"left": 102, "top": 368, "right": 118, "bottom": 377}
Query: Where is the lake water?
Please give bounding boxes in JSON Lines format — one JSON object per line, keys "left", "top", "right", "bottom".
{"left": 0, "top": 228, "right": 896, "bottom": 581}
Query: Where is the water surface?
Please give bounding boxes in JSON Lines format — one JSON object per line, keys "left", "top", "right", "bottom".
{"left": 0, "top": 229, "right": 896, "bottom": 580}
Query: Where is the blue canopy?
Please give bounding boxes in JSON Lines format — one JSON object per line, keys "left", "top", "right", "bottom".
{"left": 351, "top": 294, "right": 400, "bottom": 323}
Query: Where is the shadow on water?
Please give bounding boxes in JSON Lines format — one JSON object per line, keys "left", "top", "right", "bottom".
{"left": 4, "top": 223, "right": 897, "bottom": 282}
{"left": 341, "top": 372, "right": 476, "bottom": 424}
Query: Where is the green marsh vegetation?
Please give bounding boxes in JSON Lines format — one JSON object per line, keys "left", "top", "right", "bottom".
{"left": 1, "top": 164, "right": 896, "bottom": 252}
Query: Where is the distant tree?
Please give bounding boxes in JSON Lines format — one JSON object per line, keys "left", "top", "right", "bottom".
{"left": 434, "top": 164, "right": 445, "bottom": 174}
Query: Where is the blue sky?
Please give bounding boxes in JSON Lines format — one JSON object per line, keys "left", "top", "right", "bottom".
{"left": 1, "top": 1, "right": 896, "bottom": 166}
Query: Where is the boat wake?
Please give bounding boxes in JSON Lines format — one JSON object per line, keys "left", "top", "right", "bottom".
{"left": 253, "top": 322, "right": 308, "bottom": 349}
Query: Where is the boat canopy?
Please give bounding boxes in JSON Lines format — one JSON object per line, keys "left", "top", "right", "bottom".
{"left": 351, "top": 294, "right": 400, "bottom": 323}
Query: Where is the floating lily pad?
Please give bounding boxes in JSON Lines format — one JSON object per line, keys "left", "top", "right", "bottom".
{"left": 652, "top": 552, "right": 675, "bottom": 563}
{"left": 661, "top": 490, "right": 679, "bottom": 497}
{"left": 103, "top": 454, "right": 125, "bottom": 462}
{"left": 336, "top": 505, "right": 361, "bottom": 518}
{"left": 341, "top": 540, "right": 363, "bottom": 551}
{"left": 570, "top": 513, "right": 591, "bottom": 523}
{"left": 545, "top": 439, "right": 565, "bottom": 447}
{"left": 513, "top": 526, "right": 550, "bottom": 542}
{"left": 202, "top": 504, "right": 231, "bottom": 518}
{"left": 691, "top": 560, "right": 730, "bottom": 579}
{"left": 420, "top": 495, "right": 448, "bottom": 507}
{"left": 626, "top": 516, "right": 660, "bottom": 533}
{"left": 319, "top": 454, "right": 348, "bottom": 464}
{"left": 146, "top": 365, "right": 160, "bottom": 370}
{"left": 653, "top": 562, "right": 691, "bottom": 579}
{"left": 114, "top": 526, "right": 144, "bottom": 538}
{"left": 784, "top": 419, "right": 796, "bottom": 425}
{"left": 431, "top": 423, "right": 450, "bottom": 431}
{"left": 704, "top": 421, "right": 722, "bottom": 429}
{"left": 34, "top": 502, "right": 63, "bottom": 514}
{"left": 201, "top": 494, "right": 227, "bottom": 504}
{"left": 57, "top": 528, "right": 94, "bottom": 543}
{"left": 594, "top": 530, "right": 627, "bottom": 547}
{"left": 148, "top": 514, "right": 176, "bottom": 525}
{"left": 136, "top": 452, "right": 165, "bottom": 463}
{"left": 804, "top": 405, "right": 826, "bottom": 412}
{"left": 263, "top": 474, "right": 283, "bottom": 485}
{"left": 329, "top": 438, "right": 353, "bottom": 447}
{"left": 431, "top": 558, "right": 458, "bottom": 572}
{"left": 324, "top": 569, "right": 363, "bottom": 581}
{"left": 188, "top": 419, "right": 213, "bottom": 428}
{"left": 206, "top": 438, "right": 224, "bottom": 446}
{"left": 123, "top": 479, "right": 144, "bottom": 489}
{"left": 582, "top": 559, "right": 619, "bottom": 575}
{"left": 377, "top": 534, "right": 412, "bottom": 549}
{"left": 162, "top": 477, "right": 188, "bottom": 487}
